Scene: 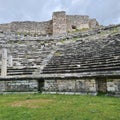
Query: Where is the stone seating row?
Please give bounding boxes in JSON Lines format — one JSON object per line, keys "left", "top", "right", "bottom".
{"left": 42, "top": 34, "right": 120, "bottom": 74}
{"left": 0, "top": 39, "right": 57, "bottom": 76}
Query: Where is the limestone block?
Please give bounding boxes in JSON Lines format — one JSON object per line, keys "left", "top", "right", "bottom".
{"left": 44, "top": 79, "right": 97, "bottom": 94}
{"left": 52, "top": 11, "right": 67, "bottom": 36}
{"left": 1, "top": 48, "right": 7, "bottom": 76}
{"left": 8, "top": 55, "right": 13, "bottom": 67}
{"left": 44, "top": 80, "right": 58, "bottom": 92}
{"left": 0, "top": 81, "right": 6, "bottom": 91}
{"left": 57, "top": 80, "right": 75, "bottom": 92}
{"left": 107, "top": 79, "right": 120, "bottom": 92}
{"left": 5, "top": 80, "right": 38, "bottom": 92}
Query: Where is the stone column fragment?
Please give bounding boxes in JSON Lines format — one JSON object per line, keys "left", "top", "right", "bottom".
{"left": 8, "top": 55, "right": 13, "bottom": 67}
{"left": 1, "top": 48, "right": 7, "bottom": 76}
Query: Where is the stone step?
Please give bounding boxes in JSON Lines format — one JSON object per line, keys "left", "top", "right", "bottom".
{"left": 7, "top": 72, "right": 33, "bottom": 75}
{"left": 44, "top": 62, "right": 120, "bottom": 69}
{"left": 47, "top": 58, "right": 120, "bottom": 66}
{"left": 46, "top": 61, "right": 120, "bottom": 69}
{"left": 7, "top": 69, "right": 36, "bottom": 72}
{"left": 42, "top": 66, "right": 120, "bottom": 74}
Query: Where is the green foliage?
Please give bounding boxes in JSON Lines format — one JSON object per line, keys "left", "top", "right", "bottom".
{"left": 17, "top": 32, "right": 21, "bottom": 36}
{"left": 0, "top": 94, "right": 120, "bottom": 120}
{"left": 77, "top": 28, "right": 90, "bottom": 32}
{"left": 111, "top": 27, "right": 119, "bottom": 35}
{"left": 54, "top": 52, "right": 61, "bottom": 56}
{"left": 99, "top": 27, "right": 120, "bottom": 36}
{"left": 68, "top": 28, "right": 90, "bottom": 34}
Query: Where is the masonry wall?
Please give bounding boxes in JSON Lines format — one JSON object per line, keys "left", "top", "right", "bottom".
{"left": 66, "top": 15, "right": 90, "bottom": 32}
{"left": 0, "top": 24, "right": 10, "bottom": 32}
{"left": 66, "top": 15, "right": 99, "bottom": 32}
{"left": 44, "top": 79, "right": 97, "bottom": 95}
{"left": 10, "top": 21, "right": 52, "bottom": 35}
{"left": 0, "top": 11, "right": 99, "bottom": 36}
{"left": 89, "top": 18, "right": 99, "bottom": 28}
{"left": 0, "top": 80, "right": 38, "bottom": 92}
{"left": 0, "top": 78, "right": 120, "bottom": 95}
{"left": 0, "top": 81, "right": 6, "bottom": 91}
{"left": 0, "top": 21, "right": 52, "bottom": 36}
{"left": 52, "top": 11, "right": 67, "bottom": 36}
{"left": 43, "top": 78, "right": 120, "bottom": 95}
{"left": 107, "top": 79, "right": 120, "bottom": 94}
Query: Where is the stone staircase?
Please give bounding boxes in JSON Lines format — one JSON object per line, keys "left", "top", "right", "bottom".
{"left": 7, "top": 67, "right": 37, "bottom": 76}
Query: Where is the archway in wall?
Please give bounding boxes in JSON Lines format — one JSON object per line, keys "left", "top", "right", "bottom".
{"left": 38, "top": 79, "right": 44, "bottom": 93}
{"left": 96, "top": 78, "right": 107, "bottom": 93}
{"left": 71, "top": 25, "right": 77, "bottom": 30}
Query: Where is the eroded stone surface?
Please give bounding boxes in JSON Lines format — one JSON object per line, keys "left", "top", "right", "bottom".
{"left": 0, "top": 11, "right": 99, "bottom": 36}
{"left": 0, "top": 14, "right": 120, "bottom": 95}
{"left": 44, "top": 79, "right": 97, "bottom": 94}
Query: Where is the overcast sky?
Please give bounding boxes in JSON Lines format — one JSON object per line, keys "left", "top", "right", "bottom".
{"left": 0, "top": 0, "right": 120, "bottom": 25}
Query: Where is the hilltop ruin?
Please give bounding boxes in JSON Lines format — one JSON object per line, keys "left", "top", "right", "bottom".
{"left": 0, "top": 11, "right": 99, "bottom": 36}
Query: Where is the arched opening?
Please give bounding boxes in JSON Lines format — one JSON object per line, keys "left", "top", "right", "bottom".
{"left": 38, "top": 79, "right": 44, "bottom": 93}
{"left": 71, "top": 25, "right": 77, "bottom": 29}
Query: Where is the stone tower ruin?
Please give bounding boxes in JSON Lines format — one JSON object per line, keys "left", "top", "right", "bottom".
{"left": 52, "top": 11, "right": 67, "bottom": 36}
{"left": 0, "top": 11, "right": 99, "bottom": 36}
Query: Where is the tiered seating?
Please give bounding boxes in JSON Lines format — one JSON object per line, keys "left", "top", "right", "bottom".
{"left": 7, "top": 67, "right": 37, "bottom": 76}
{"left": 42, "top": 34, "right": 120, "bottom": 74}
{"left": 0, "top": 24, "right": 120, "bottom": 76}
{"left": 6, "top": 39, "right": 56, "bottom": 76}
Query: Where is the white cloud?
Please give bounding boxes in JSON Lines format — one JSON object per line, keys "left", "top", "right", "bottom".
{"left": 0, "top": 0, "right": 120, "bottom": 25}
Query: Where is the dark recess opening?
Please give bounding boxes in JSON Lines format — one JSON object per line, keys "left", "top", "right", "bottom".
{"left": 38, "top": 79, "right": 44, "bottom": 93}
{"left": 72, "top": 25, "right": 76, "bottom": 29}
{"left": 96, "top": 78, "right": 107, "bottom": 93}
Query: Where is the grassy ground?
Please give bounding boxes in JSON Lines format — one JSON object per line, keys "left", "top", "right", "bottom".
{"left": 0, "top": 94, "right": 120, "bottom": 120}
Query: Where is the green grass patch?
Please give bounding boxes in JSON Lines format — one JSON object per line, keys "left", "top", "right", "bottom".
{"left": 0, "top": 94, "right": 120, "bottom": 120}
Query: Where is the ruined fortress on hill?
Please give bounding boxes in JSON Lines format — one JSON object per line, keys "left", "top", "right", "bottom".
{"left": 0, "top": 11, "right": 120, "bottom": 96}
{"left": 0, "top": 11, "right": 98, "bottom": 36}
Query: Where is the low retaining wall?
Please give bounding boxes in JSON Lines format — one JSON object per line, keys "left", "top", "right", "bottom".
{"left": 0, "top": 78, "right": 120, "bottom": 96}
{"left": 0, "top": 80, "right": 38, "bottom": 92}
{"left": 107, "top": 79, "right": 120, "bottom": 94}
{"left": 44, "top": 79, "right": 97, "bottom": 95}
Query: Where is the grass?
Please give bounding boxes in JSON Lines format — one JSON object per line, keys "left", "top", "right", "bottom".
{"left": 0, "top": 94, "right": 120, "bottom": 120}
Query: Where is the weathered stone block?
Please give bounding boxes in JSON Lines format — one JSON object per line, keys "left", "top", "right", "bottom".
{"left": 0, "top": 80, "right": 38, "bottom": 92}
{"left": 0, "top": 81, "right": 6, "bottom": 92}
{"left": 52, "top": 11, "right": 67, "bottom": 36}
{"left": 107, "top": 79, "right": 120, "bottom": 93}
{"left": 44, "top": 79, "right": 97, "bottom": 94}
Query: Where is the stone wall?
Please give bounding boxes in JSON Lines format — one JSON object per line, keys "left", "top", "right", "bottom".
{"left": 0, "top": 78, "right": 120, "bottom": 95}
{"left": 89, "top": 18, "right": 99, "bottom": 28}
{"left": 43, "top": 78, "right": 120, "bottom": 95}
{"left": 95, "top": 78, "right": 120, "bottom": 95}
{"left": 10, "top": 21, "right": 52, "bottom": 35}
{"left": 66, "top": 15, "right": 90, "bottom": 32}
{"left": 0, "top": 21, "right": 52, "bottom": 36}
{"left": 44, "top": 79, "right": 97, "bottom": 95}
{"left": 52, "top": 11, "right": 67, "bottom": 36}
{"left": 107, "top": 79, "right": 120, "bottom": 94}
{"left": 0, "top": 81, "right": 6, "bottom": 92}
{"left": 66, "top": 15, "right": 99, "bottom": 32}
{"left": 0, "top": 80, "right": 38, "bottom": 92}
{"left": 0, "top": 11, "right": 99, "bottom": 36}
{"left": 0, "top": 23, "right": 10, "bottom": 32}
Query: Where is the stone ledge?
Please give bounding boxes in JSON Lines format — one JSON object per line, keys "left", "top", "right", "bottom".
{"left": 42, "top": 91, "right": 97, "bottom": 96}
{"left": 0, "top": 70, "right": 120, "bottom": 80}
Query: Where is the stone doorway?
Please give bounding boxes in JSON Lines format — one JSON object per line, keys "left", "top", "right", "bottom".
{"left": 96, "top": 78, "right": 107, "bottom": 93}
{"left": 38, "top": 79, "right": 44, "bottom": 93}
